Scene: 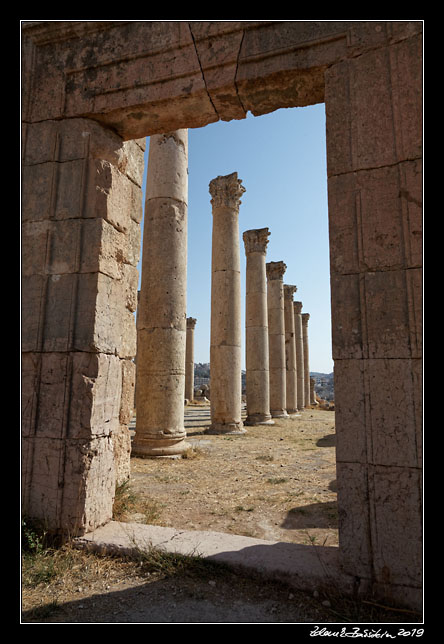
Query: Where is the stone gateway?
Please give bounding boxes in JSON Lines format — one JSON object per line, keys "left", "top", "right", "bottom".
{"left": 21, "top": 21, "right": 422, "bottom": 611}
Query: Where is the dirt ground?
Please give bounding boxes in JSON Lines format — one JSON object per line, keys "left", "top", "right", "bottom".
{"left": 21, "top": 404, "right": 423, "bottom": 624}
{"left": 129, "top": 404, "right": 339, "bottom": 548}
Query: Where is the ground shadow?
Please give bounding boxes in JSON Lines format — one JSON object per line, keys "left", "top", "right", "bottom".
{"left": 316, "top": 434, "right": 335, "bottom": 448}
{"left": 281, "top": 501, "right": 338, "bottom": 530}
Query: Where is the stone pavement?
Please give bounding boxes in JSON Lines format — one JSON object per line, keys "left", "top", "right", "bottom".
{"left": 75, "top": 520, "right": 353, "bottom": 597}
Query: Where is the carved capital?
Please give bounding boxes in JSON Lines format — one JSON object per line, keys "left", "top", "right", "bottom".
{"left": 283, "top": 284, "right": 297, "bottom": 300}
{"left": 293, "top": 301, "right": 303, "bottom": 314}
{"left": 209, "top": 172, "right": 245, "bottom": 210}
{"left": 266, "top": 261, "right": 286, "bottom": 280}
{"left": 186, "top": 317, "right": 197, "bottom": 329}
{"left": 243, "top": 227, "right": 270, "bottom": 255}
{"left": 302, "top": 313, "right": 310, "bottom": 326}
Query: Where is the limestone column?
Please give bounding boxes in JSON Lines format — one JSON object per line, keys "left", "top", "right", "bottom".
{"left": 133, "top": 130, "right": 190, "bottom": 457}
{"left": 243, "top": 228, "right": 274, "bottom": 426}
{"left": 185, "top": 317, "right": 197, "bottom": 402}
{"left": 293, "top": 301, "right": 305, "bottom": 409}
{"left": 266, "top": 261, "right": 289, "bottom": 418}
{"left": 284, "top": 284, "right": 298, "bottom": 414}
{"left": 302, "top": 313, "right": 311, "bottom": 409}
{"left": 310, "top": 377, "right": 319, "bottom": 406}
{"left": 206, "top": 172, "right": 246, "bottom": 435}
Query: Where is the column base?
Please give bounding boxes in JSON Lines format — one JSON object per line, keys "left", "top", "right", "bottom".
{"left": 244, "top": 414, "right": 275, "bottom": 426}
{"left": 131, "top": 435, "right": 191, "bottom": 458}
{"left": 271, "top": 410, "right": 290, "bottom": 419}
{"left": 205, "top": 421, "right": 246, "bottom": 435}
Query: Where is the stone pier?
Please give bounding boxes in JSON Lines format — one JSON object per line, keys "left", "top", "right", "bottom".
{"left": 206, "top": 172, "right": 246, "bottom": 435}
{"left": 302, "top": 313, "right": 311, "bottom": 409}
{"left": 185, "top": 317, "right": 197, "bottom": 402}
{"left": 284, "top": 284, "right": 298, "bottom": 414}
{"left": 266, "top": 261, "right": 289, "bottom": 419}
{"left": 133, "top": 130, "right": 190, "bottom": 457}
{"left": 243, "top": 228, "right": 274, "bottom": 426}
{"left": 293, "top": 301, "right": 305, "bottom": 409}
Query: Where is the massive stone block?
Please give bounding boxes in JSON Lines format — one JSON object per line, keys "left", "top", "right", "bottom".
{"left": 21, "top": 117, "right": 143, "bottom": 534}
{"left": 325, "top": 29, "right": 422, "bottom": 606}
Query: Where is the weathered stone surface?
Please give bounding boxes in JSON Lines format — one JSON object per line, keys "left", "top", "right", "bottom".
{"left": 266, "top": 261, "right": 288, "bottom": 418}
{"left": 22, "top": 416, "right": 117, "bottom": 534}
{"left": 293, "top": 301, "right": 305, "bottom": 409}
{"left": 119, "top": 359, "right": 136, "bottom": 425}
{"left": 185, "top": 318, "right": 197, "bottom": 402}
{"left": 327, "top": 161, "right": 422, "bottom": 275}
{"left": 243, "top": 228, "right": 273, "bottom": 425}
{"left": 113, "top": 424, "right": 132, "bottom": 485}
{"left": 284, "top": 284, "right": 298, "bottom": 414}
{"left": 207, "top": 173, "right": 245, "bottom": 435}
{"left": 301, "top": 313, "right": 311, "bottom": 411}
{"left": 133, "top": 129, "right": 190, "bottom": 457}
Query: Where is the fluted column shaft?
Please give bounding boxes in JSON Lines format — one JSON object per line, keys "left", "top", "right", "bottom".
{"left": 284, "top": 284, "right": 298, "bottom": 414}
{"left": 243, "top": 228, "right": 274, "bottom": 426}
{"left": 206, "top": 172, "right": 246, "bottom": 435}
{"left": 302, "top": 313, "right": 311, "bottom": 408}
{"left": 185, "top": 317, "right": 197, "bottom": 401}
{"left": 133, "top": 130, "right": 190, "bottom": 457}
{"left": 293, "top": 301, "right": 305, "bottom": 409}
{"left": 266, "top": 261, "right": 289, "bottom": 418}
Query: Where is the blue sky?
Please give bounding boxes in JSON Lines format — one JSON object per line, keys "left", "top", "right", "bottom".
{"left": 139, "top": 103, "right": 333, "bottom": 373}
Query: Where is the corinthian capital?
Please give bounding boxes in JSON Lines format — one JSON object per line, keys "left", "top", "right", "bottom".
{"left": 243, "top": 228, "right": 270, "bottom": 255}
{"left": 209, "top": 172, "right": 246, "bottom": 210}
{"left": 302, "top": 313, "right": 310, "bottom": 326}
{"left": 293, "top": 301, "right": 303, "bottom": 314}
{"left": 283, "top": 284, "right": 297, "bottom": 300}
{"left": 186, "top": 317, "right": 197, "bottom": 329}
{"left": 266, "top": 261, "right": 287, "bottom": 280}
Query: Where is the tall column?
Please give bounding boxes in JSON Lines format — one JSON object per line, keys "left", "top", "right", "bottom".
{"left": 302, "top": 313, "right": 311, "bottom": 409}
{"left": 185, "top": 317, "right": 197, "bottom": 402}
{"left": 206, "top": 172, "right": 246, "bottom": 435}
{"left": 243, "top": 228, "right": 274, "bottom": 426}
{"left": 293, "top": 301, "right": 305, "bottom": 409}
{"left": 133, "top": 130, "right": 190, "bottom": 457}
{"left": 266, "top": 261, "right": 289, "bottom": 418}
{"left": 284, "top": 284, "right": 298, "bottom": 414}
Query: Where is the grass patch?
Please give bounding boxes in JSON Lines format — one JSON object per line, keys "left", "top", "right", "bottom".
{"left": 181, "top": 446, "right": 203, "bottom": 460}
{"left": 266, "top": 477, "right": 288, "bottom": 485}
{"left": 112, "top": 480, "right": 161, "bottom": 524}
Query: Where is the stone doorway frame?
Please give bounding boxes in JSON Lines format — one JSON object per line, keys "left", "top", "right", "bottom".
{"left": 21, "top": 20, "right": 422, "bottom": 609}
